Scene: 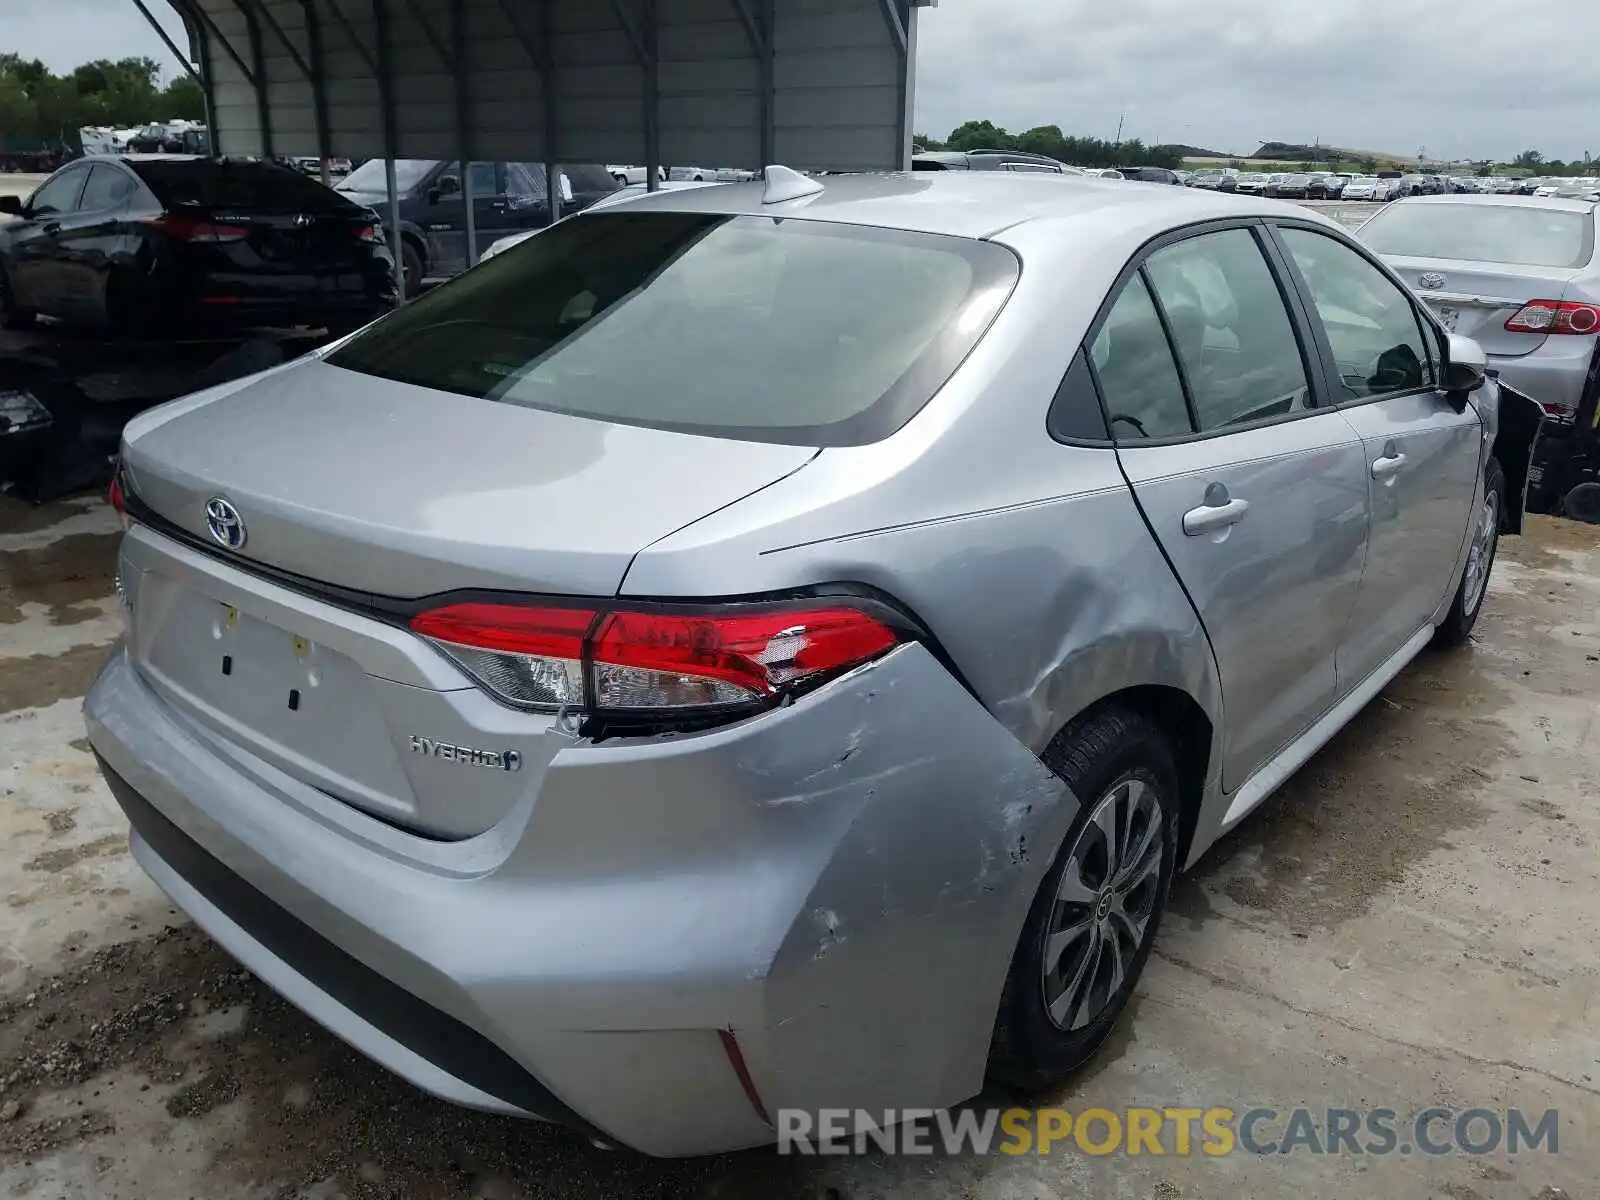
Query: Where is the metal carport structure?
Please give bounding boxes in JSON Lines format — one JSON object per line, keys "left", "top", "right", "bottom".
{"left": 138, "top": 0, "right": 929, "bottom": 181}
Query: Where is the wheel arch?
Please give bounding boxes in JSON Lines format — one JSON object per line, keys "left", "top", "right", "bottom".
{"left": 1044, "top": 683, "right": 1216, "bottom": 873}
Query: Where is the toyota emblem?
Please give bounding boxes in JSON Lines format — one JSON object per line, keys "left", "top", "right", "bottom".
{"left": 1419, "top": 271, "right": 1446, "bottom": 290}
{"left": 204, "top": 496, "right": 247, "bottom": 550}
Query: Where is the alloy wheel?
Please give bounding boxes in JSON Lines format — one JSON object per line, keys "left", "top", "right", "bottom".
{"left": 1039, "top": 776, "right": 1164, "bottom": 1031}
{"left": 1461, "top": 491, "right": 1499, "bottom": 617}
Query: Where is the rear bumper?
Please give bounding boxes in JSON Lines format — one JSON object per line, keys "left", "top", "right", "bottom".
{"left": 85, "top": 641, "right": 1072, "bottom": 1156}
{"left": 1489, "top": 336, "right": 1599, "bottom": 418}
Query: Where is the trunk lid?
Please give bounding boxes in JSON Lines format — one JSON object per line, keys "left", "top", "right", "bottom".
{"left": 120, "top": 358, "right": 818, "bottom": 598}
{"left": 1385, "top": 256, "right": 1583, "bottom": 356}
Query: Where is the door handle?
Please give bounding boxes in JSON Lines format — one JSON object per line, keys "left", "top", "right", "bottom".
{"left": 41, "top": 221, "right": 60, "bottom": 234}
{"left": 1182, "top": 496, "right": 1251, "bottom": 536}
{"left": 1371, "top": 452, "right": 1408, "bottom": 479}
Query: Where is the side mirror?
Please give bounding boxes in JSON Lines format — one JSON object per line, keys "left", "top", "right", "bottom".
{"left": 425, "top": 188, "right": 441, "bottom": 205}
{"left": 1442, "top": 332, "right": 1489, "bottom": 403}
{"left": 0, "top": 196, "right": 24, "bottom": 217}
{"left": 436, "top": 174, "right": 461, "bottom": 196}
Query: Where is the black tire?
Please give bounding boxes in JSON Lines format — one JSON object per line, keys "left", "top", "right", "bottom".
{"left": 401, "top": 239, "right": 425, "bottom": 298}
{"left": 1435, "top": 456, "right": 1505, "bottom": 647}
{"left": 988, "top": 705, "right": 1180, "bottom": 1091}
{"left": 0, "top": 267, "right": 36, "bottom": 331}
{"left": 1561, "top": 482, "right": 1600, "bottom": 525}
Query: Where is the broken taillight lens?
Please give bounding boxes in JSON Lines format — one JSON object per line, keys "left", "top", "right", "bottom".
{"left": 409, "top": 600, "right": 904, "bottom": 718}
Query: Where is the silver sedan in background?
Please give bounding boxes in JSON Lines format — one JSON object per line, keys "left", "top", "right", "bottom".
{"left": 1360, "top": 194, "right": 1600, "bottom": 420}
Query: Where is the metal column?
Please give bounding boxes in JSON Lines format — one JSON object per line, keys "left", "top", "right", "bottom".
{"left": 372, "top": 0, "right": 406, "bottom": 299}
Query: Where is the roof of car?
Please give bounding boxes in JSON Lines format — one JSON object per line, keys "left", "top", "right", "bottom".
{"left": 592, "top": 169, "right": 1327, "bottom": 240}
{"left": 1390, "top": 193, "right": 1597, "bottom": 214}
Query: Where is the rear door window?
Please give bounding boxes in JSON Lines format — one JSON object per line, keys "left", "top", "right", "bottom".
{"left": 328, "top": 211, "right": 1019, "bottom": 446}
{"left": 1142, "top": 228, "right": 1314, "bottom": 430}
{"left": 129, "top": 160, "right": 355, "bottom": 213}
{"left": 79, "top": 165, "right": 136, "bottom": 211}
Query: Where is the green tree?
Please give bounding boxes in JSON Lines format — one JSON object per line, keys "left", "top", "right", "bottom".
{"left": 945, "top": 120, "right": 1014, "bottom": 152}
{"left": 1514, "top": 149, "right": 1543, "bottom": 167}
{"left": 154, "top": 73, "right": 205, "bottom": 121}
{"left": 912, "top": 132, "right": 945, "bottom": 152}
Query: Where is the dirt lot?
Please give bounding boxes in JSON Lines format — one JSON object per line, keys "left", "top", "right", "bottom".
{"left": 0, "top": 494, "right": 1595, "bottom": 1199}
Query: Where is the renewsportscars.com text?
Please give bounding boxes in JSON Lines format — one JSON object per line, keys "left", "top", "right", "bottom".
{"left": 777, "top": 1106, "right": 1560, "bottom": 1157}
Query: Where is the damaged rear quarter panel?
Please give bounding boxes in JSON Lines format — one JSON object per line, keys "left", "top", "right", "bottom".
{"left": 729, "top": 649, "right": 1077, "bottom": 1118}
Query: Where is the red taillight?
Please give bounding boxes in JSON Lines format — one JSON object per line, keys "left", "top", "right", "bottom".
{"left": 108, "top": 472, "right": 125, "bottom": 515}
{"left": 147, "top": 214, "right": 249, "bottom": 243}
{"left": 354, "top": 224, "right": 381, "bottom": 243}
{"left": 409, "top": 600, "right": 905, "bottom": 717}
{"left": 1505, "top": 300, "right": 1600, "bottom": 335}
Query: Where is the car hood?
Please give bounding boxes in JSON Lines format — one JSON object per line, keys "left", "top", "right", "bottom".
{"left": 120, "top": 358, "right": 819, "bottom": 598}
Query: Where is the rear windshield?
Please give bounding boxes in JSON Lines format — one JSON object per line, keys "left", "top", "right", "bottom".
{"left": 327, "top": 211, "right": 1019, "bottom": 446}
{"left": 131, "top": 159, "right": 356, "bottom": 214}
{"left": 1360, "top": 203, "right": 1595, "bottom": 268}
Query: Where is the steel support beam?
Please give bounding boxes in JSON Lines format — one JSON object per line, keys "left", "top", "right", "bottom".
{"left": 232, "top": 0, "right": 274, "bottom": 155}
{"left": 400, "top": 0, "right": 453, "bottom": 70}
{"left": 130, "top": 0, "right": 202, "bottom": 82}
{"left": 449, "top": 0, "right": 476, "bottom": 265}
{"left": 876, "top": 0, "right": 907, "bottom": 55}
{"left": 323, "top": 0, "right": 379, "bottom": 78}
{"left": 730, "top": 0, "right": 773, "bottom": 167}
{"left": 371, "top": 0, "right": 406, "bottom": 299}
{"left": 299, "top": 0, "right": 334, "bottom": 179}
{"left": 182, "top": 0, "right": 257, "bottom": 87}
{"left": 609, "top": 0, "right": 658, "bottom": 189}
{"left": 643, "top": 0, "right": 659, "bottom": 190}
{"left": 243, "top": 0, "right": 314, "bottom": 81}
{"left": 758, "top": 0, "right": 775, "bottom": 166}
{"left": 538, "top": 0, "right": 560, "bottom": 216}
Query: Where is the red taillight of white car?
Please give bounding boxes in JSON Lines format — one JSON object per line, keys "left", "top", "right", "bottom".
{"left": 1504, "top": 300, "right": 1600, "bottom": 335}
{"left": 410, "top": 600, "right": 905, "bottom": 719}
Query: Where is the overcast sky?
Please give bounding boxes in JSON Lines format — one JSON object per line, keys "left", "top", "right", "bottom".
{"left": 4, "top": 0, "right": 1597, "bottom": 164}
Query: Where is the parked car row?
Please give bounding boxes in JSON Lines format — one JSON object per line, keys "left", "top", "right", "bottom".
{"left": 607, "top": 164, "right": 759, "bottom": 185}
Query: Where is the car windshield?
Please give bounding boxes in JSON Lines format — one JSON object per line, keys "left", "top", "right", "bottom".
{"left": 1360, "top": 203, "right": 1594, "bottom": 268}
{"left": 328, "top": 211, "right": 1019, "bottom": 446}
{"left": 337, "top": 158, "right": 436, "bottom": 195}
{"left": 129, "top": 159, "right": 357, "bottom": 213}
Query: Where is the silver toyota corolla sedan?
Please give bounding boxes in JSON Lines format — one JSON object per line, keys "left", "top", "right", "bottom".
{"left": 86, "top": 169, "right": 1541, "bottom": 1157}
{"left": 1359, "top": 194, "right": 1600, "bottom": 421}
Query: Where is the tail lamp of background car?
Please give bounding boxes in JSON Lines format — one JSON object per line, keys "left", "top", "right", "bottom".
{"left": 410, "top": 601, "right": 904, "bottom": 722}
{"left": 1505, "top": 300, "right": 1600, "bottom": 336}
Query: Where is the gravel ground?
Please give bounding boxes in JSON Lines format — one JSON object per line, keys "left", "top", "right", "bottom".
{"left": 1, "top": 492, "right": 1596, "bottom": 1200}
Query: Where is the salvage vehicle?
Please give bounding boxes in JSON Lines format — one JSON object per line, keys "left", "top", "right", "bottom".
{"left": 336, "top": 159, "right": 618, "bottom": 294}
{"left": 1360, "top": 194, "right": 1600, "bottom": 422}
{"left": 0, "top": 155, "right": 397, "bottom": 336}
{"left": 87, "top": 169, "right": 1542, "bottom": 1157}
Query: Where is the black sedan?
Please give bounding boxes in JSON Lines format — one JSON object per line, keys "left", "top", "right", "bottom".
{"left": 0, "top": 155, "right": 397, "bottom": 337}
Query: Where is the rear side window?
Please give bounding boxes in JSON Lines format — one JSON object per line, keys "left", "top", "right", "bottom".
{"left": 1359, "top": 202, "right": 1594, "bottom": 269}
{"left": 80, "top": 165, "right": 136, "bottom": 211}
{"left": 1088, "top": 273, "right": 1192, "bottom": 440}
{"left": 129, "top": 160, "right": 356, "bottom": 214}
{"left": 1143, "top": 229, "right": 1313, "bottom": 430}
{"left": 328, "top": 212, "right": 1019, "bottom": 446}
{"left": 1280, "top": 227, "right": 1437, "bottom": 399}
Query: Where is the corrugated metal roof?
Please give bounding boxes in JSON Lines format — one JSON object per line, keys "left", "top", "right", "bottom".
{"left": 162, "top": 0, "right": 928, "bottom": 172}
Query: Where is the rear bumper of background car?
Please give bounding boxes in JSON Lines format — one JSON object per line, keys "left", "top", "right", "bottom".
{"left": 1490, "top": 335, "right": 1599, "bottom": 420}
{"left": 86, "top": 639, "right": 1074, "bottom": 1156}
